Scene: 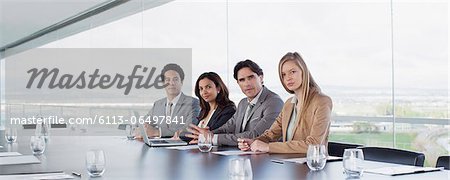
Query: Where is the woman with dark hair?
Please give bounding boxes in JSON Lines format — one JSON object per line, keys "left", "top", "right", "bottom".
{"left": 194, "top": 72, "right": 236, "bottom": 130}
{"left": 238, "top": 52, "right": 332, "bottom": 153}
{"left": 175, "top": 72, "right": 236, "bottom": 141}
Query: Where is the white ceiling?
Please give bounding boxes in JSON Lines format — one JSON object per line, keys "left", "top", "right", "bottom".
{"left": 0, "top": 0, "right": 109, "bottom": 49}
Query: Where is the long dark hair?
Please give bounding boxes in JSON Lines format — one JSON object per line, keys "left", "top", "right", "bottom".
{"left": 195, "top": 72, "right": 234, "bottom": 120}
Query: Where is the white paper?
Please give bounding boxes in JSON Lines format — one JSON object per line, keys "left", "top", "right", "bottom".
{"left": 0, "top": 155, "right": 41, "bottom": 165}
{"left": 0, "top": 173, "right": 73, "bottom": 180}
{"left": 365, "top": 166, "right": 443, "bottom": 176}
{"left": 165, "top": 145, "right": 199, "bottom": 150}
{"left": 272, "top": 156, "right": 342, "bottom": 164}
{"left": 212, "top": 150, "right": 266, "bottom": 156}
{"left": 0, "top": 152, "right": 22, "bottom": 157}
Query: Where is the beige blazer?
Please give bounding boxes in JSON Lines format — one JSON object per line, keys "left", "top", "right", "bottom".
{"left": 256, "top": 90, "right": 332, "bottom": 153}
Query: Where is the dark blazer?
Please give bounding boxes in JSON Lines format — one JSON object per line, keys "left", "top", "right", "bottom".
{"left": 180, "top": 103, "right": 236, "bottom": 143}
{"left": 204, "top": 104, "right": 236, "bottom": 131}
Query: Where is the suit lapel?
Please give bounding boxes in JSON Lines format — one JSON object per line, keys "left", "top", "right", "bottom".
{"left": 241, "top": 87, "right": 271, "bottom": 131}
{"left": 235, "top": 101, "right": 248, "bottom": 133}
{"left": 206, "top": 107, "right": 221, "bottom": 127}
{"left": 246, "top": 87, "right": 269, "bottom": 121}
{"left": 172, "top": 93, "right": 185, "bottom": 116}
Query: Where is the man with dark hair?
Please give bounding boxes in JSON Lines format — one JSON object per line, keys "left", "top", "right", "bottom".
{"left": 145, "top": 63, "right": 200, "bottom": 138}
{"left": 187, "top": 60, "right": 283, "bottom": 146}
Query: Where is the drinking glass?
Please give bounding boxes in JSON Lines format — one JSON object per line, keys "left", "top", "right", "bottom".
{"left": 125, "top": 124, "right": 136, "bottom": 140}
{"left": 86, "top": 149, "right": 106, "bottom": 177}
{"left": 343, "top": 148, "right": 364, "bottom": 178}
{"left": 228, "top": 158, "right": 252, "bottom": 180}
{"left": 5, "top": 128, "right": 17, "bottom": 143}
{"left": 30, "top": 136, "right": 46, "bottom": 155}
{"left": 35, "top": 122, "right": 50, "bottom": 142}
{"left": 198, "top": 132, "right": 212, "bottom": 152}
{"left": 306, "top": 144, "right": 327, "bottom": 171}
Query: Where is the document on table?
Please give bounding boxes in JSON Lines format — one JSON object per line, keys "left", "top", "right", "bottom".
{"left": 212, "top": 150, "right": 266, "bottom": 156}
{"left": 271, "top": 156, "right": 342, "bottom": 164}
{"left": 0, "top": 155, "right": 41, "bottom": 165}
{"left": 0, "top": 152, "right": 22, "bottom": 157}
{"left": 365, "top": 166, "right": 443, "bottom": 176}
{"left": 165, "top": 145, "right": 200, "bottom": 150}
{"left": 0, "top": 172, "right": 73, "bottom": 180}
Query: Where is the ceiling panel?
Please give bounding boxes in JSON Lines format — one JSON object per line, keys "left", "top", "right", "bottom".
{"left": 0, "top": 0, "right": 108, "bottom": 48}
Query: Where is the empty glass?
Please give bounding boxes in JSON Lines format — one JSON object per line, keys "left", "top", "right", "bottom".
{"left": 30, "top": 136, "right": 46, "bottom": 155}
{"left": 198, "top": 132, "right": 212, "bottom": 152}
{"left": 5, "top": 128, "right": 17, "bottom": 143}
{"left": 35, "top": 122, "right": 50, "bottom": 142}
{"left": 228, "top": 158, "right": 253, "bottom": 180}
{"left": 86, "top": 149, "right": 106, "bottom": 177}
{"left": 343, "top": 148, "right": 364, "bottom": 178}
{"left": 306, "top": 144, "right": 327, "bottom": 171}
{"left": 125, "top": 124, "right": 136, "bottom": 140}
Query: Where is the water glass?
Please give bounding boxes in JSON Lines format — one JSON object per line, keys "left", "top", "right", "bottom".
{"left": 306, "top": 144, "right": 327, "bottom": 171}
{"left": 35, "top": 122, "right": 50, "bottom": 142}
{"left": 343, "top": 148, "right": 364, "bottom": 178}
{"left": 5, "top": 128, "right": 17, "bottom": 143}
{"left": 228, "top": 158, "right": 253, "bottom": 180}
{"left": 125, "top": 124, "right": 136, "bottom": 140}
{"left": 86, "top": 149, "right": 106, "bottom": 177}
{"left": 30, "top": 136, "right": 46, "bottom": 155}
{"left": 198, "top": 132, "right": 212, "bottom": 152}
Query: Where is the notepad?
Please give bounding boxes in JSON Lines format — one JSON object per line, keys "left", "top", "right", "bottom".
{"left": 365, "top": 166, "right": 443, "bottom": 176}
{"left": 165, "top": 145, "right": 200, "bottom": 150}
{"left": 271, "top": 156, "right": 342, "bottom": 164}
{"left": 212, "top": 150, "right": 266, "bottom": 156}
{"left": 0, "top": 155, "right": 41, "bottom": 166}
{"left": 0, "top": 152, "right": 22, "bottom": 157}
{"left": 0, "top": 172, "right": 73, "bottom": 180}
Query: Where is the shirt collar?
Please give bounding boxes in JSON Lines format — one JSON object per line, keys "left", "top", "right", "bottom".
{"left": 248, "top": 87, "right": 263, "bottom": 106}
{"left": 167, "top": 92, "right": 182, "bottom": 106}
{"left": 290, "top": 96, "right": 298, "bottom": 104}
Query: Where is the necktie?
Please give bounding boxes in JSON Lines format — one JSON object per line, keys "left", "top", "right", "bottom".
{"left": 166, "top": 102, "right": 173, "bottom": 117}
{"left": 241, "top": 103, "right": 254, "bottom": 132}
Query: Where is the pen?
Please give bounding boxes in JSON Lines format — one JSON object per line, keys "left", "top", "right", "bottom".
{"left": 271, "top": 159, "right": 285, "bottom": 164}
{"left": 72, "top": 171, "right": 81, "bottom": 177}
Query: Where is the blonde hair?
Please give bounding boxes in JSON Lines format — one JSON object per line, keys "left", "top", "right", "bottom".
{"left": 278, "top": 52, "right": 321, "bottom": 118}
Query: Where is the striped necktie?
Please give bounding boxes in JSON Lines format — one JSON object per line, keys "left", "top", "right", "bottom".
{"left": 241, "top": 103, "right": 255, "bottom": 132}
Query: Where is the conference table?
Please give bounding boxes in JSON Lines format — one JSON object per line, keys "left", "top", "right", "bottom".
{"left": 0, "top": 129, "right": 448, "bottom": 180}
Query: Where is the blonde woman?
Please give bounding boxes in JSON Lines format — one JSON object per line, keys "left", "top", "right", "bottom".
{"left": 238, "top": 52, "right": 332, "bottom": 153}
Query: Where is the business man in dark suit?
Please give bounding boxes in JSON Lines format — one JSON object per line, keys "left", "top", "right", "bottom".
{"left": 187, "top": 60, "right": 283, "bottom": 146}
{"left": 145, "top": 63, "right": 200, "bottom": 138}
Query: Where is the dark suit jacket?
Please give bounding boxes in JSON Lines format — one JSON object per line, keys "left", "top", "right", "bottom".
{"left": 212, "top": 86, "right": 283, "bottom": 146}
{"left": 180, "top": 103, "right": 236, "bottom": 142}
{"left": 204, "top": 104, "right": 236, "bottom": 131}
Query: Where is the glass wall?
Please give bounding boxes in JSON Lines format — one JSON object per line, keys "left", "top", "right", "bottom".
{"left": 1, "top": 0, "right": 447, "bottom": 165}
{"left": 392, "top": 2, "right": 448, "bottom": 165}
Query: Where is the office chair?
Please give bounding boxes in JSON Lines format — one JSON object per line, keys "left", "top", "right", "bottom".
{"left": 436, "top": 156, "right": 449, "bottom": 170}
{"left": 328, "top": 141, "right": 363, "bottom": 157}
{"left": 359, "top": 147, "right": 425, "bottom": 167}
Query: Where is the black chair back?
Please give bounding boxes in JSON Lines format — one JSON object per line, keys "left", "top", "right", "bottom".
{"left": 436, "top": 156, "right": 449, "bottom": 170}
{"left": 359, "top": 147, "right": 425, "bottom": 167}
{"left": 328, "top": 141, "right": 363, "bottom": 157}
